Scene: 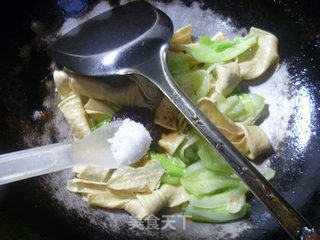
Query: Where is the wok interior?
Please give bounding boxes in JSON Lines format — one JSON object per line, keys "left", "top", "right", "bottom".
{"left": 0, "top": 0, "right": 319, "bottom": 239}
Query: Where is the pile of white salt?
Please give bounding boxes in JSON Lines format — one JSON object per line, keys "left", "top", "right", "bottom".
{"left": 71, "top": 118, "right": 152, "bottom": 168}
{"left": 108, "top": 118, "right": 152, "bottom": 166}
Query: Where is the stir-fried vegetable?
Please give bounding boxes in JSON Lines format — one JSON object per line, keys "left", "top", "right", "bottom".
{"left": 189, "top": 190, "right": 246, "bottom": 209}
{"left": 173, "top": 129, "right": 274, "bottom": 222}
{"left": 161, "top": 173, "right": 181, "bottom": 185}
{"left": 62, "top": 67, "right": 71, "bottom": 72}
{"left": 196, "top": 140, "right": 234, "bottom": 174}
{"left": 91, "top": 118, "right": 110, "bottom": 131}
{"left": 58, "top": 25, "right": 279, "bottom": 224}
{"left": 167, "top": 58, "right": 190, "bottom": 75}
{"left": 178, "top": 129, "right": 200, "bottom": 165}
{"left": 173, "top": 70, "right": 212, "bottom": 101}
{"left": 216, "top": 93, "right": 265, "bottom": 125}
{"left": 181, "top": 161, "right": 244, "bottom": 197}
{"left": 184, "top": 203, "right": 250, "bottom": 223}
{"left": 186, "top": 34, "right": 258, "bottom": 63}
{"left": 151, "top": 152, "right": 186, "bottom": 178}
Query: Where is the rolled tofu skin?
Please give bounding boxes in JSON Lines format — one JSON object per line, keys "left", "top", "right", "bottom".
{"left": 238, "top": 27, "right": 279, "bottom": 80}
{"left": 106, "top": 161, "right": 165, "bottom": 192}
{"left": 53, "top": 70, "right": 72, "bottom": 98}
{"left": 158, "top": 131, "right": 186, "bottom": 155}
{"left": 58, "top": 94, "right": 91, "bottom": 141}
{"left": 197, "top": 97, "right": 270, "bottom": 159}
{"left": 154, "top": 97, "right": 186, "bottom": 131}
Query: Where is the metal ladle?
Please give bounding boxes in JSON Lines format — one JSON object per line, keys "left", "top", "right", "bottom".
{"left": 48, "top": 1, "right": 319, "bottom": 239}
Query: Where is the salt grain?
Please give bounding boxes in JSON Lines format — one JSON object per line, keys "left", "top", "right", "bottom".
{"left": 108, "top": 118, "right": 152, "bottom": 166}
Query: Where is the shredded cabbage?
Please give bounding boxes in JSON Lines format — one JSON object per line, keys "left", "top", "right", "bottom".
{"left": 196, "top": 140, "right": 234, "bottom": 174}
{"left": 181, "top": 161, "right": 244, "bottom": 197}
{"left": 175, "top": 130, "right": 274, "bottom": 222}
{"left": 63, "top": 67, "right": 71, "bottom": 72}
{"left": 91, "top": 118, "right": 110, "bottom": 131}
{"left": 189, "top": 190, "right": 247, "bottom": 213}
{"left": 167, "top": 58, "right": 190, "bottom": 75}
{"left": 185, "top": 203, "right": 250, "bottom": 223}
{"left": 177, "top": 128, "right": 200, "bottom": 165}
{"left": 161, "top": 173, "right": 181, "bottom": 185}
{"left": 151, "top": 152, "right": 186, "bottom": 178}
{"left": 174, "top": 70, "right": 212, "bottom": 101}
{"left": 254, "top": 164, "right": 275, "bottom": 181}
{"left": 185, "top": 35, "right": 258, "bottom": 63}
{"left": 216, "top": 93, "right": 265, "bottom": 125}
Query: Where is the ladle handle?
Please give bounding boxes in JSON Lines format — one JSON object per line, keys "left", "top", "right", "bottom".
{"left": 0, "top": 143, "right": 72, "bottom": 185}
{"left": 137, "top": 45, "right": 318, "bottom": 240}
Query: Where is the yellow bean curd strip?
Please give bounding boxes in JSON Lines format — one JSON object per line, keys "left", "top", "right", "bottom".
{"left": 58, "top": 94, "right": 91, "bottom": 141}
{"left": 197, "top": 98, "right": 270, "bottom": 159}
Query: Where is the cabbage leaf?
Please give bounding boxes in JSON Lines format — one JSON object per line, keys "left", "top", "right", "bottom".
{"left": 186, "top": 35, "right": 258, "bottom": 63}
{"left": 216, "top": 93, "right": 265, "bottom": 125}
{"left": 174, "top": 70, "right": 212, "bottom": 102}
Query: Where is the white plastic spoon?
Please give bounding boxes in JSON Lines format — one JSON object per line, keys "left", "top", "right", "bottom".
{"left": 0, "top": 120, "right": 151, "bottom": 185}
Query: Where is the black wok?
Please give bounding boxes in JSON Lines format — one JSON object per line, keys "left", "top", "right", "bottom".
{"left": 0, "top": 0, "right": 319, "bottom": 240}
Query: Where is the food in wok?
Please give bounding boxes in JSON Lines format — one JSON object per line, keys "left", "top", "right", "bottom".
{"left": 53, "top": 25, "right": 279, "bottom": 223}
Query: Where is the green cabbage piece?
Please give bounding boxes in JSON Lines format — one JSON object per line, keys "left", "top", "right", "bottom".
{"left": 254, "top": 164, "right": 276, "bottom": 181}
{"left": 216, "top": 93, "right": 265, "bottom": 125}
{"left": 178, "top": 133, "right": 275, "bottom": 222}
{"left": 196, "top": 140, "right": 234, "bottom": 174}
{"left": 91, "top": 118, "right": 110, "bottom": 131}
{"left": 189, "top": 189, "right": 246, "bottom": 209}
{"left": 62, "top": 67, "right": 71, "bottom": 72}
{"left": 181, "top": 162, "right": 243, "bottom": 197}
{"left": 185, "top": 34, "right": 258, "bottom": 63}
{"left": 181, "top": 156, "right": 273, "bottom": 222}
{"left": 151, "top": 152, "right": 186, "bottom": 178}
{"left": 161, "top": 173, "right": 181, "bottom": 185}
{"left": 174, "top": 70, "right": 212, "bottom": 102}
{"left": 185, "top": 203, "right": 250, "bottom": 223}
{"left": 177, "top": 128, "right": 200, "bottom": 165}
{"left": 167, "top": 58, "right": 190, "bottom": 75}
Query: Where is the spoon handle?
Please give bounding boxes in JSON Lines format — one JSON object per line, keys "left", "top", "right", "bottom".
{"left": 138, "top": 46, "right": 318, "bottom": 240}
{"left": 0, "top": 143, "right": 72, "bottom": 185}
